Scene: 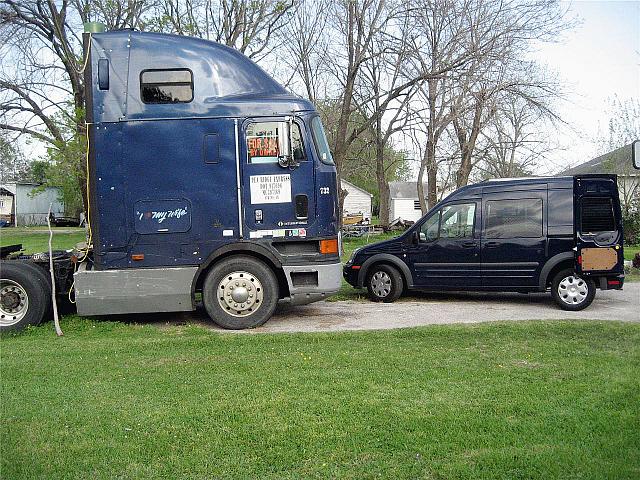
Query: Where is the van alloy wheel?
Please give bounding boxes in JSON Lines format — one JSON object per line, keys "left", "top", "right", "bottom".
{"left": 366, "top": 264, "right": 403, "bottom": 303}
{"left": 551, "top": 268, "right": 595, "bottom": 311}
{"left": 370, "top": 271, "right": 392, "bottom": 298}
{"left": 0, "top": 280, "right": 29, "bottom": 326}
{"left": 217, "top": 271, "right": 264, "bottom": 317}
{"left": 557, "top": 275, "right": 588, "bottom": 305}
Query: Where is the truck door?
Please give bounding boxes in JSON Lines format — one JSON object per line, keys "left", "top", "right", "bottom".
{"left": 240, "top": 118, "right": 315, "bottom": 239}
{"left": 481, "top": 190, "right": 547, "bottom": 288}
{"left": 574, "top": 175, "right": 624, "bottom": 277}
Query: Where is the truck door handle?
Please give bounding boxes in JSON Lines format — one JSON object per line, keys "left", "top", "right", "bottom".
{"left": 485, "top": 241, "right": 500, "bottom": 248}
{"left": 461, "top": 241, "right": 477, "bottom": 248}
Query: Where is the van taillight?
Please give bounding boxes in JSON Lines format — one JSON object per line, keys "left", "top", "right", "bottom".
{"left": 577, "top": 255, "right": 582, "bottom": 265}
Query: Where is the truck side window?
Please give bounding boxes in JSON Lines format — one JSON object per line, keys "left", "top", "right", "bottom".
{"left": 140, "top": 69, "right": 193, "bottom": 104}
{"left": 580, "top": 197, "right": 615, "bottom": 233}
{"left": 485, "top": 198, "right": 542, "bottom": 239}
{"left": 246, "top": 122, "right": 304, "bottom": 164}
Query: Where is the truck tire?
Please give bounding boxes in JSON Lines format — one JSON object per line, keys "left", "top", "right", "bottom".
{"left": 551, "top": 268, "right": 596, "bottom": 311}
{"left": 202, "top": 255, "right": 279, "bottom": 329}
{"left": 0, "top": 262, "right": 50, "bottom": 332}
{"left": 366, "top": 264, "right": 403, "bottom": 303}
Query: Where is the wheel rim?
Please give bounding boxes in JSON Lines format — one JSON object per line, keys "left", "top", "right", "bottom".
{"left": 0, "top": 279, "right": 29, "bottom": 326}
{"left": 558, "top": 275, "right": 589, "bottom": 305}
{"left": 371, "top": 271, "right": 392, "bottom": 298}
{"left": 217, "top": 271, "right": 264, "bottom": 317}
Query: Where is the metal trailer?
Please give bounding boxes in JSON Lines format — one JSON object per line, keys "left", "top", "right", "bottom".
{"left": 0, "top": 26, "right": 342, "bottom": 332}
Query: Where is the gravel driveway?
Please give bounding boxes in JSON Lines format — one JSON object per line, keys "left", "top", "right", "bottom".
{"left": 174, "top": 283, "right": 639, "bottom": 333}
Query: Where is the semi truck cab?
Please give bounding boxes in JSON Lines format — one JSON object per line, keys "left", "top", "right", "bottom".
{"left": 0, "top": 28, "right": 342, "bottom": 331}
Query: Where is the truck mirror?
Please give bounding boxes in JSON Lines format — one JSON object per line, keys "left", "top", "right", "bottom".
{"left": 633, "top": 140, "right": 640, "bottom": 170}
{"left": 278, "top": 118, "right": 296, "bottom": 168}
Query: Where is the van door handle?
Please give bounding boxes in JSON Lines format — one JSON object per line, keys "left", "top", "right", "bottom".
{"left": 461, "top": 241, "right": 477, "bottom": 248}
{"left": 485, "top": 241, "right": 500, "bottom": 248}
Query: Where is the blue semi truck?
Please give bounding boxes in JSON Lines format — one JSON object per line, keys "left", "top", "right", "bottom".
{"left": 0, "top": 27, "right": 342, "bottom": 331}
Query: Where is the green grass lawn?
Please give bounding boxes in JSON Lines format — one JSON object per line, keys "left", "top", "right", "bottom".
{"left": 2, "top": 320, "right": 639, "bottom": 479}
{"left": 625, "top": 244, "right": 639, "bottom": 261}
{"left": 0, "top": 227, "right": 86, "bottom": 253}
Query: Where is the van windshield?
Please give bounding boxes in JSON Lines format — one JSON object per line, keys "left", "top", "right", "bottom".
{"left": 311, "top": 116, "right": 334, "bottom": 165}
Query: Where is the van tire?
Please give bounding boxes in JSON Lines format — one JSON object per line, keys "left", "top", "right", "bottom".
{"left": 551, "top": 268, "right": 595, "bottom": 311}
{"left": 0, "top": 262, "right": 50, "bottom": 332}
{"left": 202, "top": 255, "right": 279, "bottom": 329}
{"left": 366, "top": 264, "right": 403, "bottom": 303}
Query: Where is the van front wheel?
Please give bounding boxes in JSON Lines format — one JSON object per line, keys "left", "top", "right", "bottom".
{"left": 366, "top": 264, "right": 403, "bottom": 303}
{"left": 551, "top": 269, "right": 595, "bottom": 311}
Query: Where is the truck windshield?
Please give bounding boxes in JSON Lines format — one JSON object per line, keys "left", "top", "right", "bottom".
{"left": 311, "top": 117, "right": 334, "bottom": 165}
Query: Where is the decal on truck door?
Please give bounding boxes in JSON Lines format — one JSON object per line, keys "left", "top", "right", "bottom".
{"left": 250, "top": 174, "right": 292, "bottom": 204}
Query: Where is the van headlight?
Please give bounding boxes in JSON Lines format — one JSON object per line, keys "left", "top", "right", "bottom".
{"left": 348, "top": 247, "right": 361, "bottom": 264}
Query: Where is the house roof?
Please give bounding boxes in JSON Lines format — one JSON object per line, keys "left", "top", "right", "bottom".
{"left": 389, "top": 181, "right": 428, "bottom": 199}
{"left": 341, "top": 179, "right": 373, "bottom": 198}
{"left": 560, "top": 144, "right": 637, "bottom": 176}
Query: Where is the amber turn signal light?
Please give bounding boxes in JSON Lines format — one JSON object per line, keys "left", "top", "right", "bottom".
{"left": 319, "top": 238, "right": 338, "bottom": 255}
{"left": 131, "top": 254, "right": 145, "bottom": 261}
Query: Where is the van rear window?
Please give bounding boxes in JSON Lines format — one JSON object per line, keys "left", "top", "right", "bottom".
{"left": 580, "top": 197, "right": 615, "bottom": 233}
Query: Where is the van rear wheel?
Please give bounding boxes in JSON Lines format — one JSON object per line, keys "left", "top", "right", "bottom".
{"left": 551, "top": 268, "right": 595, "bottom": 311}
{"left": 366, "top": 264, "right": 403, "bottom": 303}
{"left": 202, "top": 256, "right": 279, "bottom": 329}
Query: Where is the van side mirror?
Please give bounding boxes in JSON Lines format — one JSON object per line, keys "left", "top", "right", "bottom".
{"left": 411, "top": 231, "right": 419, "bottom": 244}
{"left": 633, "top": 140, "right": 640, "bottom": 170}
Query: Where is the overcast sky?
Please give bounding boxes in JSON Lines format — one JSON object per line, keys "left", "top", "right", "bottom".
{"left": 533, "top": 0, "right": 639, "bottom": 173}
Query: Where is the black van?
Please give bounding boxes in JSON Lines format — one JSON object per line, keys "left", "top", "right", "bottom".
{"left": 343, "top": 175, "right": 625, "bottom": 310}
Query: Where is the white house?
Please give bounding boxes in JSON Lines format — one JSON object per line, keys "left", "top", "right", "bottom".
{"left": 388, "top": 181, "right": 427, "bottom": 222}
{"left": 341, "top": 180, "right": 373, "bottom": 221}
{"left": 0, "top": 183, "right": 64, "bottom": 226}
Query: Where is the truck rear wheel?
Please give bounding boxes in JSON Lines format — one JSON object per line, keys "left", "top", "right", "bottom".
{"left": 0, "top": 262, "right": 50, "bottom": 332}
{"left": 551, "top": 268, "right": 596, "bottom": 311}
{"left": 202, "top": 256, "right": 279, "bottom": 329}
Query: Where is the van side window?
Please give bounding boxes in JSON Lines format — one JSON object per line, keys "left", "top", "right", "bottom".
{"left": 485, "top": 198, "right": 542, "bottom": 239}
{"left": 420, "top": 203, "right": 475, "bottom": 241}
{"left": 140, "top": 69, "right": 193, "bottom": 104}
{"left": 246, "top": 122, "right": 304, "bottom": 164}
{"left": 580, "top": 197, "right": 615, "bottom": 233}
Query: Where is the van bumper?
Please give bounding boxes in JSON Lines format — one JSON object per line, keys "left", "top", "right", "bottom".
{"left": 598, "top": 274, "right": 624, "bottom": 290}
{"left": 282, "top": 261, "right": 342, "bottom": 305}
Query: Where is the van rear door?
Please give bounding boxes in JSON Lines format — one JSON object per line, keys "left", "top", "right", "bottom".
{"left": 574, "top": 175, "right": 624, "bottom": 279}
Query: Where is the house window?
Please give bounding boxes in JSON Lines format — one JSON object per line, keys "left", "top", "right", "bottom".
{"left": 414, "top": 200, "right": 421, "bottom": 210}
{"left": 485, "top": 198, "right": 542, "bottom": 238}
{"left": 140, "top": 69, "right": 193, "bottom": 104}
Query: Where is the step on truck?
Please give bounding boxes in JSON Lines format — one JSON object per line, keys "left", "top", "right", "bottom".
{"left": 0, "top": 26, "right": 342, "bottom": 332}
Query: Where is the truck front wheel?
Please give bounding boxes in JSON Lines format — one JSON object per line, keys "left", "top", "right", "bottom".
{"left": 551, "top": 268, "right": 596, "bottom": 311}
{"left": 0, "top": 262, "right": 50, "bottom": 332}
{"left": 202, "top": 256, "right": 279, "bottom": 329}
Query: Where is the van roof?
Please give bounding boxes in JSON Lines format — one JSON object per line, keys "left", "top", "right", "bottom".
{"left": 444, "top": 176, "right": 574, "bottom": 202}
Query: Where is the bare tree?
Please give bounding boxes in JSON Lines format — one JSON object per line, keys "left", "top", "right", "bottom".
{"left": 153, "top": 0, "right": 295, "bottom": 61}
{"left": 0, "top": 0, "right": 154, "bottom": 210}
